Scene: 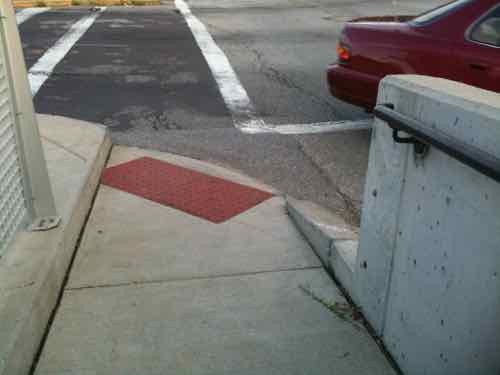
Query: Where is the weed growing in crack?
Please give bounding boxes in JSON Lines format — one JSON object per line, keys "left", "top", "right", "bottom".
{"left": 299, "top": 284, "right": 364, "bottom": 331}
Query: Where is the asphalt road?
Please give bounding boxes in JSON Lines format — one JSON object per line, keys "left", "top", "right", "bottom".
{"left": 188, "top": 0, "right": 444, "bottom": 124}
{"left": 18, "top": 0, "right": 444, "bottom": 224}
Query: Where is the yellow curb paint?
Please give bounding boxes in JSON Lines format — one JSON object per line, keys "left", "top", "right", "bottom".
{"left": 71, "top": 0, "right": 124, "bottom": 5}
{"left": 13, "top": 1, "right": 45, "bottom": 8}
{"left": 44, "top": 0, "right": 72, "bottom": 6}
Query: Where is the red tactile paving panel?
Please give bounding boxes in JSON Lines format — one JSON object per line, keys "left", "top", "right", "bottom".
{"left": 101, "top": 157, "right": 274, "bottom": 223}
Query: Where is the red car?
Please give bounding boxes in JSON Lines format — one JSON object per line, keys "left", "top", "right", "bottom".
{"left": 327, "top": 0, "right": 500, "bottom": 110}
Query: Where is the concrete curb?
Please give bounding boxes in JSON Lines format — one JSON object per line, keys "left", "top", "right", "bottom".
{"left": 0, "top": 116, "right": 111, "bottom": 375}
{"left": 286, "top": 196, "right": 358, "bottom": 300}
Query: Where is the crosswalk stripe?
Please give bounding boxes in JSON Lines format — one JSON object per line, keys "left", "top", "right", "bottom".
{"left": 28, "top": 7, "right": 106, "bottom": 96}
{"left": 175, "top": 0, "right": 267, "bottom": 131}
{"left": 239, "top": 119, "right": 373, "bottom": 135}
{"left": 16, "top": 8, "right": 50, "bottom": 25}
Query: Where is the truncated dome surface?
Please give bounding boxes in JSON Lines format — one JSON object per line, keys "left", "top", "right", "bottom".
{"left": 101, "top": 157, "right": 274, "bottom": 223}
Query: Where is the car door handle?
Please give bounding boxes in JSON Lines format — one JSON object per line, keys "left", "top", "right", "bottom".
{"left": 469, "top": 63, "right": 489, "bottom": 71}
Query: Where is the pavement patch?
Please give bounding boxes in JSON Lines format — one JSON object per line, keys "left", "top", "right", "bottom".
{"left": 101, "top": 156, "right": 274, "bottom": 223}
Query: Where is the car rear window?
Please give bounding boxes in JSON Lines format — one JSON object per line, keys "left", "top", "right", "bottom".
{"left": 470, "top": 5, "right": 500, "bottom": 46}
{"left": 411, "top": 0, "right": 473, "bottom": 25}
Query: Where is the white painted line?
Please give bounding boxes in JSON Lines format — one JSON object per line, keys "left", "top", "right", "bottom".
{"left": 28, "top": 7, "right": 106, "bottom": 96}
{"left": 173, "top": 0, "right": 365, "bottom": 136}
{"left": 239, "top": 119, "right": 373, "bottom": 135}
{"left": 175, "top": 0, "right": 266, "bottom": 130}
{"left": 16, "top": 7, "right": 50, "bottom": 25}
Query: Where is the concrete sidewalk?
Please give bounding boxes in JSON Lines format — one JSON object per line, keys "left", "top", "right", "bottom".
{"left": 34, "top": 146, "right": 396, "bottom": 374}
{"left": 0, "top": 115, "right": 111, "bottom": 375}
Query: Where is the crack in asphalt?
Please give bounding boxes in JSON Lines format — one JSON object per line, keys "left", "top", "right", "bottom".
{"left": 243, "top": 44, "right": 342, "bottom": 119}
{"left": 262, "top": 65, "right": 340, "bottom": 115}
{"left": 296, "top": 140, "right": 360, "bottom": 225}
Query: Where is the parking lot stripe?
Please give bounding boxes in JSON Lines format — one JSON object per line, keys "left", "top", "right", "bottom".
{"left": 175, "top": 0, "right": 266, "bottom": 131}
{"left": 28, "top": 7, "right": 106, "bottom": 96}
{"left": 239, "top": 119, "right": 373, "bottom": 135}
{"left": 16, "top": 7, "right": 50, "bottom": 25}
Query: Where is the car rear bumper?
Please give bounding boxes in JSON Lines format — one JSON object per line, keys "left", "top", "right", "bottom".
{"left": 326, "top": 64, "right": 380, "bottom": 110}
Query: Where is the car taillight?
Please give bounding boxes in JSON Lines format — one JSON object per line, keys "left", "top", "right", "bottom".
{"left": 337, "top": 44, "right": 351, "bottom": 62}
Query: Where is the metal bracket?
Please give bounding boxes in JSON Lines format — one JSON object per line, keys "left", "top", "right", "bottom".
{"left": 392, "top": 128, "right": 417, "bottom": 144}
{"left": 383, "top": 102, "right": 430, "bottom": 163}
{"left": 392, "top": 129, "right": 430, "bottom": 159}
{"left": 29, "top": 216, "right": 61, "bottom": 231}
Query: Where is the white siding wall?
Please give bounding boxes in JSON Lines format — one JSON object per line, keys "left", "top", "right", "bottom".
{"left": 0, "top": 29, "right": 28, "bottom": 256}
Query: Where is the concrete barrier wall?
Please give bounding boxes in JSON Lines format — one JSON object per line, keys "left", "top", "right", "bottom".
{"left": 356, "top": 75, "right": 500, "bottom": 375}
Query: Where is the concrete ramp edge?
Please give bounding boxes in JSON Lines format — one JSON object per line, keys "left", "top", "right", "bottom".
{"left": 286, "top": 196, "right": 358, "bottom": 301}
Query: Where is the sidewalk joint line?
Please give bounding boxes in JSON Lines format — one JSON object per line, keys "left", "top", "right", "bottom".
{"left": 66, "top": 266, "right": 323, "bottom": 291}
{"left": 41, "top": 135, "right": 87, "bottom": 161}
